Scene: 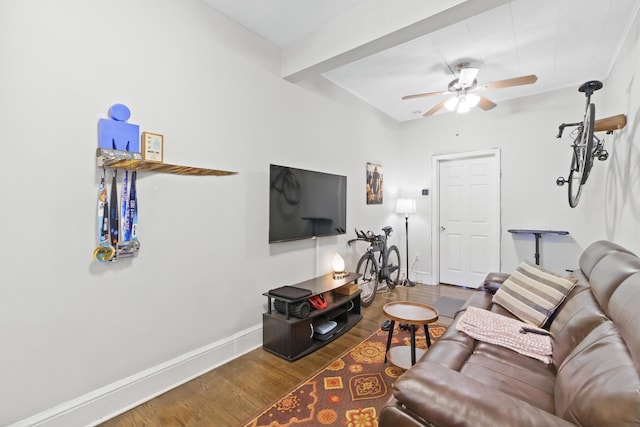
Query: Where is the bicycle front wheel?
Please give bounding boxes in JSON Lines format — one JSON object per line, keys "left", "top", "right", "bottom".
{"left": 568, "top": 151, "right": 583, "bottom": 208}
{"left": 356, "top": 253, "right": 379, "bottom": 307}
{"left": 385, "top": 245, "right": 401, "bottom": 289}
{"left": 580, "top": 103, "right": 596, "bottom": 185}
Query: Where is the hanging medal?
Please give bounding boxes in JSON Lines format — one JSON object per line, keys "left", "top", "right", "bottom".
{"left": 93, "top": 169, "right": 115, "bottom": 262}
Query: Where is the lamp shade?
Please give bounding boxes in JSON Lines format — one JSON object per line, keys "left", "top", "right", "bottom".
{"left": 457, "top": 99, "right": 471, "bottom": 113}
{"left": 332, "top": 253, "right": 348, "bottom": 279}
{"left": 466, "top": 93, "right": 480, "bottom": 107}
{"left": 396, "top": 198, "right": 416, "bottom": 215}
{"left": 445, "top": 96, "right": 459, "bottom": 111}
{"left": 332, "top": 253, "right": 345, "bottom": 272}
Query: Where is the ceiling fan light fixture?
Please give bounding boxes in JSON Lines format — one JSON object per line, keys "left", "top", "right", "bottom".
{"left": 457, "top": 99, "right": 471, "bottom": 113}
{"left": 465, "top": 93, "right": 480, "bottom": 108}
{"left": 445, "top": 93, "right": 474, "bottom": 114}
{"left": 445, "top": 96, "right": 459, "bottom": 111}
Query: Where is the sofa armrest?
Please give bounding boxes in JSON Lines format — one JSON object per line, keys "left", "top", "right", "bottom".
{"left": 393, "top": 361, "right": 574, "bottom": 427}
{"left": 481, "top": 271, "right": 510, "bottom": 294}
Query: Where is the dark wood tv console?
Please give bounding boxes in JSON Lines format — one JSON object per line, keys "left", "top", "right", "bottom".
{"left": 262, "top": 272, "right": 361, "bottom": 361}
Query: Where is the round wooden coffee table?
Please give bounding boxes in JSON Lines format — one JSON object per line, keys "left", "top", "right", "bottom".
{"left": 383, "top": 301, "right": 439, "bottom": 369}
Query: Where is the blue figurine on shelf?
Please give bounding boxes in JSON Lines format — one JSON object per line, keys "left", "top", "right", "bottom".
{"left": 98, "top": 103, "right": 140, "bottom": 152}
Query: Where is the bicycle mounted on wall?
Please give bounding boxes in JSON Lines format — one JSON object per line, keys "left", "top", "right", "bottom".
{"left": 348, "top": 227, "right": 401, "bottom": 307}
{"left": 555, "top": 80, "right": 626, "bottom": 207}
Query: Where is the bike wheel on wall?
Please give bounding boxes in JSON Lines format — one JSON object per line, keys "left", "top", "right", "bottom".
{"left": 580, "top": 103, "right": 596, "bottom": 185}
{"left": 356, "top": 253, "right": 379, "bottom": 307}
{"left": 568, "top": 151, "right": 583, "bottom": 208}
{"left": 385, "top": 245, "right": 401, "bottom": 289}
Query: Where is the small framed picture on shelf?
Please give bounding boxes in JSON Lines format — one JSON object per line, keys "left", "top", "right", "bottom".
{"left": 141, "top": 132, "right": 163, "bottom": 162}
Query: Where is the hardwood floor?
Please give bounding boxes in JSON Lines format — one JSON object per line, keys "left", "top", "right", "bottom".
{"left": 101, "top": 283, "right": 474, "bottom": 427}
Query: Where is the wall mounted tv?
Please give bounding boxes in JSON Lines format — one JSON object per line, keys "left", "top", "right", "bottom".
{"left": 269, "top": 164, "right": 347, "bottom": 243}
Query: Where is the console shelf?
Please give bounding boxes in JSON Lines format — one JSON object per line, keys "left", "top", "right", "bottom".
{"left": 262, "top": 272, "right": 361, "bottom": 361}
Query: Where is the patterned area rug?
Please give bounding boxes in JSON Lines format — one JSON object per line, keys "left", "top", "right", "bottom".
{"left": 245, "top": 323, "right": 446, "bottom": 427}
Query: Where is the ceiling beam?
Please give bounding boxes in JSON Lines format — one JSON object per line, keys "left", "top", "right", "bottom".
{"left": 281, "top": 0, "right": 512, "bottom": 82}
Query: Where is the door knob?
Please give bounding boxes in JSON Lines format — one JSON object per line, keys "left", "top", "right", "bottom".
{"left": 440, "top": 225, "right": 446, "bottom": 231}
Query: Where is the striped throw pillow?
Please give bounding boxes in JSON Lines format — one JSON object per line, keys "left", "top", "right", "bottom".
{"left": 492, "top": 261, "right": 578, "bottom": 327}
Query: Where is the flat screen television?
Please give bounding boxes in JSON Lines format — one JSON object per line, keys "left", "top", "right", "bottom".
{"left": 269, "top": 164, "right": 347, "bottom": 243}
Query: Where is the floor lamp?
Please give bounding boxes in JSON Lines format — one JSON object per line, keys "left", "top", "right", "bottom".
{"left": 396, "top": 198, "right": 417, "bottom": 287}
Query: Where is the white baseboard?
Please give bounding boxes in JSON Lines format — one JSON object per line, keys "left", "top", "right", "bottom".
{"left": 11, "top": 324, "right": 263, "bottom": 427}
{"left": 414, "top": 270, "right": 433, "bottom": 285}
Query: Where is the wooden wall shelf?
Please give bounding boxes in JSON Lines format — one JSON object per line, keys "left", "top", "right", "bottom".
{"left": 96, "top": 148, "right": 237, "bottom": 176}
{"left": 594, "top": 114, "right": 627, "bottom": 133}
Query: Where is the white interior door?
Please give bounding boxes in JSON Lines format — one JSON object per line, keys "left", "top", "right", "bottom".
{"left": 435, "top": 151, "right": 500, "bottom": 287}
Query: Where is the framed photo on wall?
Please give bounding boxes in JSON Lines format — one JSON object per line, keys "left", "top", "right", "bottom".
{"left": 366, "top": 162, "right": 383, "bottom": 204}
{"left": 141, "top": 132, "right": 164, "bottom": 162}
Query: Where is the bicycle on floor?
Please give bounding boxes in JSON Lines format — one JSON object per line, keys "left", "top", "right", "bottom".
{"left": 555, "top": 80, "right": 608, "bottom": 208}
{"left": 348, "top": 226, "right": 401, "bottom": 307}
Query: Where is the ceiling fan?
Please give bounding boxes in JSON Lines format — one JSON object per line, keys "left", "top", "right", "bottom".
{"left": 402, "top": 63, "right": 538, "bottom": 117}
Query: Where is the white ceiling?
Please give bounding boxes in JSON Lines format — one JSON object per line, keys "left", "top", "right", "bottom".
{"left": 204, "top": 0, "right": 640, "bottom": 122}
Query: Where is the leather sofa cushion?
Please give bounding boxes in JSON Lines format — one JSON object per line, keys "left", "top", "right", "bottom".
{"left": 549, "top": 280, "right": 608, "bottom": 366}
{"left": 554, "top": 321, "right": 640, "bottom": 426}
{"left": 424, "top": 293, "right": 486, "bottom": 371}
{"left": 459, "top": 290, "right": 493, "bottom": 311}
{"left": 608, "top": 272, "right": 640, "bottom": 370}
{"left": 421, "top": 339, "right": 473, "bottom": 371}
{"left": 460, "top": 342, "right": 556, "bottom": 411}
{"left": 579, "top": 240, "right": 636, "bottom": 278}
{"left": 391, "top": 360, "right": 575, "bottom": 427}
{"left": 481, "top": 272, "right": 510, "bottom": 294}
{"left": 589, "top": 252, "right": 640, "bottom": 313}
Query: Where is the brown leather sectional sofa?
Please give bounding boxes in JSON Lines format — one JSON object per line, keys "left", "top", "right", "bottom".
{"left": 380, "top": 240, "right": 640, "bottom": 426}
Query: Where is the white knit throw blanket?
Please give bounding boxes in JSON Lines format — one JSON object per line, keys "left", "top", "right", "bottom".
{"left": 456, "top": 306, "right": 553, "bottom": 364}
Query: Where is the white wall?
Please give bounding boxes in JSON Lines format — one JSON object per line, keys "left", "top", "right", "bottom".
{"left": 2, "top": 1, "right": 638, "bottom": 425}
{"left": 397, "top": 10, "right": 640, "bottom": 278}
{"left": 596, "top": 9, "right": 640, "bottom": 251}
{"left": 0, "top": 1, "right": 400, "bottom": 425}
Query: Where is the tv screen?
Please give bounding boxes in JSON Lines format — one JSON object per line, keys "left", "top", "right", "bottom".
{"left": 269, "top": 164, "right": 347, "bottom": 243}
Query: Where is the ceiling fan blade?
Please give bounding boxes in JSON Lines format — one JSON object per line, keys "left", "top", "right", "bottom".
{"left": 458, "top": 67, "right": 479, "bottom": 87}
{"left": 402, "top": 90, "right": 449, "bottom": 100}
{"left": 479, "top": 74, "right": 538, "bottom": 90}
{"left": 423, "top": 100, "right": 447, "bottom": 117}
{"left": 477, "top": 96, "right": 497, "bottom": 111}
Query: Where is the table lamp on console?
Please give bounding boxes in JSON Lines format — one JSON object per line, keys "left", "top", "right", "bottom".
{"left": 332, "top": 253, "right": 348, "bottom": 279}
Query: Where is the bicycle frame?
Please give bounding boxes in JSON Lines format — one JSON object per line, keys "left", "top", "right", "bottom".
{"left": 555, "top": 80, "right": 603, "bottom": 208}
{"left": 349, "top": 227, "right": 401, "bottom": 307}
{"left": 368, "top": 236, "right": 392, "bottom": 280}
{"left": 351, "top": 228, "right": 397, "bottom": 280}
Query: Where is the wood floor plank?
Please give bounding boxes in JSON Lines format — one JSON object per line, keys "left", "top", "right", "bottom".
{"left": 100, "top": 283, "right": 474, "bottom": 426}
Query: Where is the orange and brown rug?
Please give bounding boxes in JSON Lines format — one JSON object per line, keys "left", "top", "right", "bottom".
{"left": 245, "top": 323, "right": 446, "bottom": 426}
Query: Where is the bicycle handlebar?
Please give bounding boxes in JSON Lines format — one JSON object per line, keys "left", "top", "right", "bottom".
{"left": 347, "top": 227, "right": 393, "bottom": 247}
{"left": 556, "top": 121, "right": 582, "bottom": 138}
{"left": 355, "top": 229, "right": 368, "bottom": 239}
{"left": 348, "top": 231, "right": 378, "bottom": 246}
